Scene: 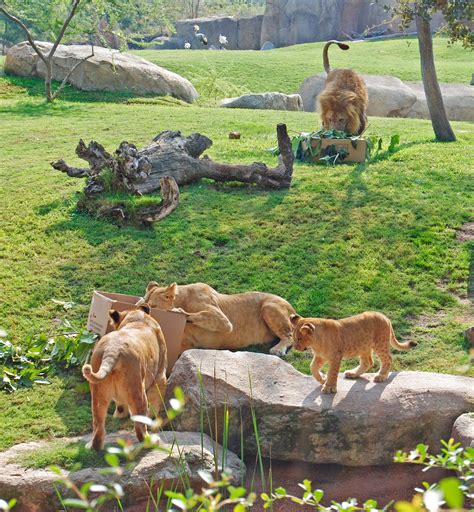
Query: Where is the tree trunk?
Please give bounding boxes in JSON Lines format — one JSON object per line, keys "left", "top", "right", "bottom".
{"left": 415, "top": 13, "right": 456, "bottom": 142}
{"left": 52, "top": 124, "right": 294, "bottom": 196}
{"left": 51, "top": 125, "right": 294, "bottom": 224}
{"left": 45, "top": 60, "right": 53, "bottom": 102}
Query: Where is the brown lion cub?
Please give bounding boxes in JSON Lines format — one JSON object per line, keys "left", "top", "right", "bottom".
{"left": 318, "top": 40, "right": 369, "bottom": 135}
{"left": 290, "top": 311, "right": 417, "bottom": 393}
{"left": 82, "top": 305, "right": 167, "bottom": 450}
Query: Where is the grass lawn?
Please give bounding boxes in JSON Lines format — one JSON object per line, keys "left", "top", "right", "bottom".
{"left": 0, "top": 37, "right": 473, "bottom": 454}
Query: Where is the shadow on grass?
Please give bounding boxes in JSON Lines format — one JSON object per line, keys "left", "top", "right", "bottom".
{"left": 1, "top": 74, "right": 186, "bottom": 112}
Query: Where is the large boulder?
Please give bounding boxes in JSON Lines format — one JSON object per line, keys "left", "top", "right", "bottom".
{"left": 298, "top": 72, "right": 417, "bottom": 117}
{"left": 404, "top": 82, "right": 474, "bottom": 122}
{"left": 167, "top": 350, "right": 474, "bottom": 466}
{"left": 220, "top": 92, "right": 303, "bottom": 111}
{"left": 4, "top": 41, "right": 198, "bottom": 103}
{"left": 175, "top": 15, "right": 263, "bottom": 50}
{"left": 451, "top": 413, "right": 474, "bottom": 448}
{"left": 0, "top": 431, "right": 244, "bottom": 512}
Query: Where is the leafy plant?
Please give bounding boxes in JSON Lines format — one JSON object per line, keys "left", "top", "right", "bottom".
{"left": 270, "top": 130, "right": 401, "bottom": 166}
{"left": 0, "top": 301, "right": 97, "bottom": 393}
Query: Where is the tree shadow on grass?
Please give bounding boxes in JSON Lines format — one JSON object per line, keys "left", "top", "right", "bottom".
{"left": 1, "top": 73, "right": 181, "bottom": 108}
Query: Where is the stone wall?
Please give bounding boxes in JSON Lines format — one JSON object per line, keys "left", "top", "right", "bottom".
{"left": 175, "top": 15, "right": 264, "bottom": 50}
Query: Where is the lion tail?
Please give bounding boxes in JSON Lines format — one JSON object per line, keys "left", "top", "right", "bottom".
{"left": 389, "top": 325, "right": 417, "bottom": 351}
{"left": 323, "top": 40, "right": 350, "bottom": 74}
{"left": 82, "top": 349, "right": 120, "bottom": 383}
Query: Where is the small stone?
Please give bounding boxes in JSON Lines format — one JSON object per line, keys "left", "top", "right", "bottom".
{"left": 229, "top": 131, "right": 241, "bottom": 139}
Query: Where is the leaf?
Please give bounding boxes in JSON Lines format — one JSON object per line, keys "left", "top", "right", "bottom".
{"left": 388, "top": 134, "right": 400, "bottom": 153}
{"left": 61, "top": 498, "right": 91, "bottom": 509}
{"left": 438, "top": 477, "right": 464, "bottom": 509}
{"left": 104, "top": 453, "right": 120, "bottom": 467}
{"left": 51, "top": 299, "right": 75, "bottom": 311}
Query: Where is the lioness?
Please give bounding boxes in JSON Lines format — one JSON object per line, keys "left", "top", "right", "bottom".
{"left": 290, "top": 311, "right": 417, "bottom": 393}
{"left": 144, "top": 282, "right": 295, "bottom": 356}
{"left": 82, "top": 304, "right": 167, "bottom": 450}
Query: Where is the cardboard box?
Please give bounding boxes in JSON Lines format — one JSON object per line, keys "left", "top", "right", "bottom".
{"left": 87, "top": 291, "right": 187, "bottom": 373}
{"left": 306, "top": 137, "right": 367, "bottom": 163}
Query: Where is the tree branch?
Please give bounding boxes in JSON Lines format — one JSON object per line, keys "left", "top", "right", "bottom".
{"left": 48, "top": 0, "right": 81, "bottom": 59}
{"left": 51, "top": 44, "right": 94, "bottom": 100}
{"left": 0, "top": 6, "right": 49, "bottom": 67}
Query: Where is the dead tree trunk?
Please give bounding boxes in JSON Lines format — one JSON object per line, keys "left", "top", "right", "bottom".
{"left": 52, "top": 124, "right": 293, "bottom": 223}
{"left": 52, "top": 124, "right": 293, "bottom": 194}
{"left": 415, "top": 14, "right": 456, "bottom": 142}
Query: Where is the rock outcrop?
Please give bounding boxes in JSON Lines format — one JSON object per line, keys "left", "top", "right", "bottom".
{"left": 167, "top": 350, "right": 474, "bottom": 466}
{"left": 404, "top": 82, "right": 474, "bottom": 122}
{"left": 0, "top": 431, "right": 244, "bottom": 512}
{"left": 175, "top": 15, "right": 264, "bottom": 50}
{"left": 5, "top": 41, "right": 198, "bottom": 103}
{"left": 260, "top": 0, "right": 395, "bottom": 48}
{"left": 220, "top": 92, "right": 303, "bottom": 111}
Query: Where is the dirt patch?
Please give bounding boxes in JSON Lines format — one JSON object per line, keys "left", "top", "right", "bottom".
{"left": 457, "top": 222, "right": 474, "bottom": 243}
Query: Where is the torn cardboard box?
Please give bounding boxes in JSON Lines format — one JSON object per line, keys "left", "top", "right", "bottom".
{"left": 305, "top": 137, "right": 367, "bottom": 163}
{"left": 87, "top": 291, "right": 187, "bottom": 373}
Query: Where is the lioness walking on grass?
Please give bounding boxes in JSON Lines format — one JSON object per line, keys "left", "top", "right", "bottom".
{"left": 290, "top": 311, "right": 417, "bottom": 394}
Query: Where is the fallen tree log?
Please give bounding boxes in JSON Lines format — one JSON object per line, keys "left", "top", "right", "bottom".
{"left": 52, "top": 124, "right": 293, "bottom": 223}
{"left": 52, "top": 124, "right": 293, "bottom": 193}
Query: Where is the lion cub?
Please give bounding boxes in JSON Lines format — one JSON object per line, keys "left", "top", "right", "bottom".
{"left": 82, "top": 305, "right": 167, "bottom": 450}
{"left": 290, "top": 311, "right": 416, "bottom": 393}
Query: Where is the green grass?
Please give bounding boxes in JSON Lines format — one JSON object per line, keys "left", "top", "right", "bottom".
{"left": 0, "top": 38, "right": 473, "bottom": 453}
{"left": 134, "top": 37, "right": 473, "bottom": 105}
{"left": 16, "top": 439, "right": 106, "bottom": 470}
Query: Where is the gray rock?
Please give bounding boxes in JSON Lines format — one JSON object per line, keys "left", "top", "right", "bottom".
{"left": 220, "top": 92, "right": 303, "bottom": 111}
{"left": 404, "top": 82, "right": 474, "bottom": 122}
{"left": 5, "top": 41, "right": 198, "bottom": 103}
{"left": 260, "top": 41, "right": 275, "bottom": 51}
{"left": 260, "top": 0, "right": 395, "bottom": 48}
{"left": 175, "top": 15, "right": 263, "bottom": 50}
{"left": 298, "top": 72, "right": 417, "bottom": 117}
{"left": 0, "top": 431, "right": 244, "bottom": 512}
{"left": 451, "top": 413, "right": 474, "bottom": 448}
{"left": 167, "top": 350, "right": 474, "bottom": 466}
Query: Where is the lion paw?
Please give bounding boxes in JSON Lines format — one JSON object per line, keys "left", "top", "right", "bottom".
{"left": 321, "top": 384, "right": 337, "bottom": 394}
{"left": 344, "top": 371, "right": 359, "bottom": 379}
{"left": 374, "top": 374, "right": 388, "bottom": 383}
{"left": 270, "top": 346, "right": 286, "bottom": 357}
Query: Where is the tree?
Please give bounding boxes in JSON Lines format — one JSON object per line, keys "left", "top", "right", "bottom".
{"left": 386, "top": 0, "right": 473, "bottom": 142}
{"left": 0, "top": 0, "right": 96, "bottom": 102}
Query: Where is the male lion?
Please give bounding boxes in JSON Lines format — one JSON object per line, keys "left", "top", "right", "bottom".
{"left": 290, "top": 311, "right": 417, "bottom": 394}
{"left": 144, "top": 282, "right": 295, "bottom": 356}
{"left": 82, "top": 304, "right": 167, "bottom": 450}
{"left": 318, "top": 40, "right": 368, "bottom": 135}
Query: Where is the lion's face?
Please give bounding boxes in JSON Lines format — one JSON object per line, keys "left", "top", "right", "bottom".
{"left": 290, "top": 314, "right": 315, "bottom": 351}
{"left": 319, "top": 89, "right": 363, "bottom": 135}
{"left": 144, "top": 282, "right": 177, "bottom": 310}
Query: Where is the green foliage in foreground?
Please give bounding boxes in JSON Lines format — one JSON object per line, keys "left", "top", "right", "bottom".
{"left": 9, "top": 428, "right": 472, "bottom": 512}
